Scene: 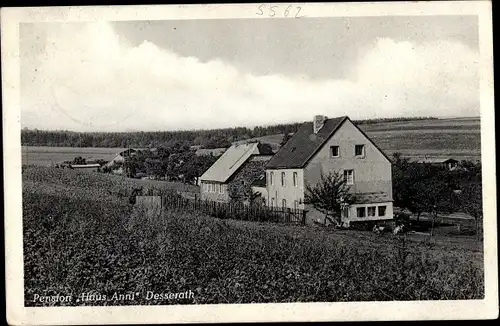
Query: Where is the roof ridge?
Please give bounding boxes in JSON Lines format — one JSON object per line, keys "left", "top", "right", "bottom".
{"left": 228, "top": 144, "right": 255, "bottom": 170}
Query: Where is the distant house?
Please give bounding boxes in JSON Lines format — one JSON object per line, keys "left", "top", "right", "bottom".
{"left": 69, "top": 163, "right": 101, "bottom": 172}
{"left": 106, "top": 148, "right": 139, "bottom": 167}
{"left": 265, "top": 115, "right": 393, "bottom": 225}
{"left": 199, "top": 142, "right": 273, "bottom": 202}
{"left": 417, "top": 158, "right": 460, "bottom": 171}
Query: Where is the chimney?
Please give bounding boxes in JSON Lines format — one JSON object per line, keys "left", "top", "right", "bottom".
{"left": 313, "top": 115, "right": 326, "bottom": 134}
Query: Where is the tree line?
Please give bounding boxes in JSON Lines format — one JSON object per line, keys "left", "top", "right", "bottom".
{"left": 22, "top": 117, "right": 437, "bottom": 148}
{"left": 111, "top": 145, "right": 219, "bottom": 184}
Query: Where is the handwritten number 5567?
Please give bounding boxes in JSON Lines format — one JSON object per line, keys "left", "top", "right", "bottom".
{"left": 256, "top": 4, "right": 304, "bottom": 18}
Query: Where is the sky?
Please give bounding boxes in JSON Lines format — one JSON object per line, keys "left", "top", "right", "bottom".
{"left": 20, "top": 16, "right": 480, "bottom": 132}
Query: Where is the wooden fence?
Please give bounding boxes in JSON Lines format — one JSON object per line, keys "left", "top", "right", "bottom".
{"left": 137, "top": 195, "right": 307, "bottom": 225}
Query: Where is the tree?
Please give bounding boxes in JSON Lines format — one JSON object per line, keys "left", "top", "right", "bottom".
{"left": 304, "top": 171, "right": 356, "bottom": 226}
{"left": 72, "top": 156, "right": 86, "bottom": 165}
{"left": 392, "top": 157, "right": 455, "bottom": 226}
{"left": 418, "top": 177, "right": 455, "bottom": 237}
{"left": 279, "top": 133, "right": 292, "bottom": 147}
{"left": 123, "top": 156, "right": 140, "bottom": 178}
{"left": 459, "top": 183, "right": 483, "bottom": 240}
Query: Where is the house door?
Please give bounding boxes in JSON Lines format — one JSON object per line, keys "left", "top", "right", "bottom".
{"left": 341, "top": 206, "right": 349, "bottom": 220}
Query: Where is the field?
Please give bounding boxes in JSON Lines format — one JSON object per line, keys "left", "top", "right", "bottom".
{"left": 22, "top": 117, "right": 481, "bottom": 166}
{"left": 23, "top": 167, "right": 484, "bottom": 306}
{"left": 21, "top": 146, "right": 125, "bottom": 166}
{"left": 246, "top": 117, "right": 482, "bottom": 162}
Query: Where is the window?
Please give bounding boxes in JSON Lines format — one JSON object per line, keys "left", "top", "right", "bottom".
{"left": 330, "top": 145, "right": 339, "bottom": 157}
{"left": 271, "top": 198, "right": 275, "bottom": 207}
{"left": 367, "top": 206, "right": 376, "bottom": 217}
{"left": 355, "top": 145, "right": 365, "bottom": 157}
{"left": 282, "top": 199, "right": 287, "bottom": 208}
{"left": 270, "top": 172, "right": 274, "bottom": 186}
{"left": 293, "top": 172, "right": 298, "bottom": 187}
{"left": 211, "top": 183, "right": 215, "bottom": 192}
{"left": 344, "top": 170, "right": 354, "bottom": 185}
{"left": 294, "top": 200, "right": 299, "bottom": 210}
{"left": 378, "top": 206, "right": 386, "bottom": 217}
{"left": 220, "top": 185, "right": 224, "bottom": 194}
{"left": 281, "top": 172, "right": 286, "bottom": 186}
{"left": 357, "top": 207, "right": 366, "bottom": 218}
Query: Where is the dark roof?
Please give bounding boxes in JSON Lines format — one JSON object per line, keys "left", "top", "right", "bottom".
{"left": 266, "top": 116, "right": 391, "bottom": 169}
{"left": 353, "top": 192, "right": 392, "bottom": 204}
{"left": 417, "top": 158, "right": 459, "bottom": 164}
{"left": 266, "top": 117, "right": 347, "bottom": 169}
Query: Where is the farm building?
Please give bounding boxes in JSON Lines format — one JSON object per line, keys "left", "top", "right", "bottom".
{"left": 265, "top": 115, "right": 393, "bottom": 225}
{"left": 417, "top": 158, "right": 460, "bottom": 171}
{"left": 199, "top": 142, "right": 273, "bottom": 202}
{"left": 69, "top": 163, "right": 101, "bottom": 172}
{"left": 106, "top": 148, "right": 140, "bottom": 167}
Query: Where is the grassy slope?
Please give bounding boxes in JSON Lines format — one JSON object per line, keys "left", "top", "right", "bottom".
{"left": 23, "top": 167, "right": 483, "bottom": 306}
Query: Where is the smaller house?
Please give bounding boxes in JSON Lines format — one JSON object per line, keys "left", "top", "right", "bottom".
{"left": 106, "top": 148, "right": 140, "bottom": 167}
{"left": 417, "top": 158, "right": 460, "bottom": 171}
{"left": 69, "top": 163, "right": 101, "bottom": 172}
{"left": 199, "top": 142, "right": 273, "bottom": 203}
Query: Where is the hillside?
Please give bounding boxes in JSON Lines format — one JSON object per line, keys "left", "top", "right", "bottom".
{"left": 23, "top": 166, "right": 483, "bottom": 306}
{"left": 21, "top": 116, "right": 455, "bottom": 149}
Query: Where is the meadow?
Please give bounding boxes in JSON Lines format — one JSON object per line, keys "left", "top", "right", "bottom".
{"left": 21, "top": 146, "right": 125, "bottom": 166}
{"left": 23, "top": 166, "right": 484, "bottom": 306}
{"left": 22, "top": 117, "right": 481, "bottom": 166}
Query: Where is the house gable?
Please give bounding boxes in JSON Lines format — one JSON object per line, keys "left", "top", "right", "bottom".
{"left": 304, "top": 118, "right": 392, "bottom": 200}
{"left": 305, "top": 117, "right": 391, "bottom": 167}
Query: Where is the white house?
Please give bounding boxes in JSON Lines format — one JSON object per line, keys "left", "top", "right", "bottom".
{"left": 265, "top": 115, "right": 393, "bottom": 225}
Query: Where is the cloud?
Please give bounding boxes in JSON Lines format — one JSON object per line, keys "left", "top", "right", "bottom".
{"left": 21, "top": 22, "right": 479, "bottom": 132}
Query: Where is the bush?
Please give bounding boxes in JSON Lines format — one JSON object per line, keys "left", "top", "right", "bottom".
{"left": 394, "top": 212, "right": 411, "bottom": 227}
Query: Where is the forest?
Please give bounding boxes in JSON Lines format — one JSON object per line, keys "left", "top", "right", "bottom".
{"left": 21, "top": 117, "right": 437, "bottom": 148}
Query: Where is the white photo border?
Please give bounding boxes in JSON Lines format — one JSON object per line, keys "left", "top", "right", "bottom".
{"left": 2, "top": 1, "right": 497, "bottom": 324}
